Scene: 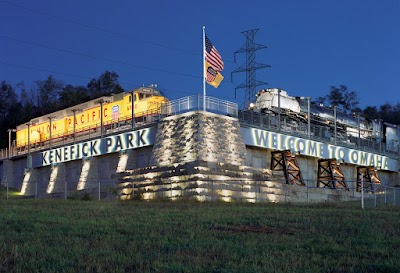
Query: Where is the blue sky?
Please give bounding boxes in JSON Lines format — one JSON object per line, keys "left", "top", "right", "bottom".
{"left": 1, "top": 0, "right": 399, "bottom": 109}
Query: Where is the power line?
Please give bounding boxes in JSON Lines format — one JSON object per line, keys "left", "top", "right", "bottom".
{"left": 0, "top": 0, "right": 199, "bottom": 56}
{"left": 0, "top": 35, "right": 237, "bottom": 99}
{"left": 0, "top": 60, "right": 238, "bottom": 101}
{"left": 0, "top": 59, "right": 128, "bottom": 83}
{"left": 0, "top": 35, "right": 200, "bottom": 79}
{"left": 0, "top": 60, "right": 203, "bottom": 97}
{"left": 0, "top": 0, "right": 235, "bottom": 63}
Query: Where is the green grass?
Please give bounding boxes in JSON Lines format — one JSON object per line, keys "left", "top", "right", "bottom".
{"left": 0, "top": 196, "right": 399, "bottom": 272}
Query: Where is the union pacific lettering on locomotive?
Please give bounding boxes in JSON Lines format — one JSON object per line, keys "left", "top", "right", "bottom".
{"left": 16, "top": 87, "right": 168, "bottom": 150}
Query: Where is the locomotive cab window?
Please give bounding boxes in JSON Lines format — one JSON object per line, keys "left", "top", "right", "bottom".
{"left": 138, "top": 93, "right": 151, "bottom": 100}
{"left": 128, "top": 94, "right": 139, "bottom": 102}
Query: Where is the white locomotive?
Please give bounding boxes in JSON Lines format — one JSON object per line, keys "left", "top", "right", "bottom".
{"left": 250, "top": 88, "right": 388, "bottom": 145}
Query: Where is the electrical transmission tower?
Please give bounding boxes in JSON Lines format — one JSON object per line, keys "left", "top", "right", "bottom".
{"left": 231, "top": 29, "right": 270, "bottom": 110}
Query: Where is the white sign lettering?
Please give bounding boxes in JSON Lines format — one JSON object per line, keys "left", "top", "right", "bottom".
{"left": 34, "top": 128, "right": 154, "bottom": 167}
{"left": 241, "top": 127, "right": 398, "bottom": 172}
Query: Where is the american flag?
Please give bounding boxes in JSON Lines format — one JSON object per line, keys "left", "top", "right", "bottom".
{"left": 205, "top": 35, "right": 224, "bottom": 72}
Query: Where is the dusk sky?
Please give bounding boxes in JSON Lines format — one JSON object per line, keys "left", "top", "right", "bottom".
{"left": 1, "top": 0, "right": 399, "bottom": 109}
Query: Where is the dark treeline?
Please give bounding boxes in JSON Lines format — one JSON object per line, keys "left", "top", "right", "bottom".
{"left": 0, "top": 71, "right": 123, "bottom": 148}
{"left": 317, "top": 85, "right": 400, "bottom": 124}
{"left": 1, "top": 76, "right": 400, "bottom": 149}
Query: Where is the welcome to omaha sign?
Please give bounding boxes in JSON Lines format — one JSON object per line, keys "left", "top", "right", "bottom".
{"left": 241, "top": 127, "right": 398, "bottom": 172}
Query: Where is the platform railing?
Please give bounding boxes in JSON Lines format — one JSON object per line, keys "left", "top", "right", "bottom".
{"left": 162, "top": 94, "right": 238, "bottom": 118}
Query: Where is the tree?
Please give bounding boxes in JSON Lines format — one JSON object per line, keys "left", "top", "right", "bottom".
{"left": 18, "top": 82, "right": 38, "bottom": 123}
{"left": 34, "top": 76, "right": 64, "bottom": 115}
{"left": 87, "top": 71, "right": 124, "bottom": 99}
{"left": 0, "top": 81, "right": 18, "bottom": 120}
{"left": 0, "top": 81, "right": 21, "bottom": 148}
{"left": 326, "top": 85, "right": 345, "bottom": 108}
{"left": 377, "top": 103, "right": 400, "bottom": 125}
{"left": 59, "top": 85, "right": 90, "bottom": 109}
{"left": 343, "top": 89, "right": 359, "bottom": 112}
{"left": 363, "top": 106, "right": 379, "bottom": 121}
{"left": 324, "top": 85, "right": 359, "bottom": 112}
{"left": 315, "top": 96, "right": 326, "bottom": 106}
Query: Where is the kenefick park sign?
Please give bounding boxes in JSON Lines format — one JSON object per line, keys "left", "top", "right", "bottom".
{"left": 241, "top": 127, "right": 398, "bottom": 172}
{"left": 32, "top": 128, "right": 156, "bottom": 167}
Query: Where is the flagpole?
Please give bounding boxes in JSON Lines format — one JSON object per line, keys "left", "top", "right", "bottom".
{"left": 202, "top": 26, "right": 206, "bottom": 111}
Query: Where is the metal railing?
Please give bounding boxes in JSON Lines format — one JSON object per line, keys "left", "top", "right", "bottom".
{"left": 302, "top": 179, "right": 400, "bottom": 207}
{"left": 162, "top": 94, "right": 238, "bottom": 118}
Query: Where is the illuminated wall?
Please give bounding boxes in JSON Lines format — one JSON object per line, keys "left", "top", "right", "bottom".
{"left": 118, "top": 160, "right": 367, "bottom": 203}
{"left": 150, "top": 111, "right": 247, "bottom": 166}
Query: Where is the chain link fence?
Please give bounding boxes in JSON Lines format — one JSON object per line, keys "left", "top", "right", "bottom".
{"left": 3, "top": 175, "right": 400, "bottom": 209}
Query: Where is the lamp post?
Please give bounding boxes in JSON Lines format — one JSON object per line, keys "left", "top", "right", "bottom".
{"left": 96, "top": 99, "right": 109, "bottom": 137}
{"left": 301, "top": 97, "right": 311, "bottom": 139}
{"left": 100, "top": 100, "right": 104, "bottom": 137}
{"left": 277, "top": 89, "right": 281, "bottom": 131}
{"left": 71, "top": 109, "right": 81, "bottom": 143}
{"left": 378, "top": 119, "right": 383, "bottom": 152}
{"left": 357, "top": 114, "right": 361, "bottom": 147}
{"left": 7, "top": 129, "right": 16, "bottom": 158}
{"left": 333, "top": 106, "right": 337, "bottom": 145}
{"left": 131, "top": 90, "right": 135, "bottom": 129}
{"left": 48, "top": 116, "right": 54, "bottom": 149}
{"left": 397, "top": 125, "right": 400, "bottom": 158}
{"left": 26, "top": 122, "right": 32, "bottom": 155}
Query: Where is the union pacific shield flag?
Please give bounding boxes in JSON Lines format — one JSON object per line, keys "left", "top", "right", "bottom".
{"left": 205, "top": 35, "right": 224, "bottom": 88}
{"left": 112, "top": 105, "right": 119, "bottom": 120}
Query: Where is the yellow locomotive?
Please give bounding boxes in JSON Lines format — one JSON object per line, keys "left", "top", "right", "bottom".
{"left": 16, "top": 87, "right": 168, "bottom": 149}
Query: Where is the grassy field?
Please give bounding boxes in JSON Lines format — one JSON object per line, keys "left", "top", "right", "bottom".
{"left": 0, "top": 192, "right": 399, "bottom": 272}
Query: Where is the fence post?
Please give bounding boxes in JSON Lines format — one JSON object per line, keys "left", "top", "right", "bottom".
{"left": 211, "top": 180, "right": 214, "bottom": 201}
{"left": 6, "top": 176, "right": 9, "bottom": 201}
{"left": 394, "top": 188, "right": 397, "bottom": 205}
{"left": 384, "top": 186, "right": 387, "bottom": 206}
{"left": 361, "top": 174, "right": 364, "bottom": 209}
{"left": 64, "top": 180, "right": 67, "bottom": 200}
{"left": 131, "top": 181, "right": 135, "bottom": 200}
{"left": 254, "top": 180, "right": 257, "bottom": 202}
{"left": 306, "top": 182, "right": 309, "bottom": 203}
{"left": 374, "top": 189, "right": 377, "bottom": 207}
{"left": 98, "top": 180, "right": 101, "bottom": 200}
